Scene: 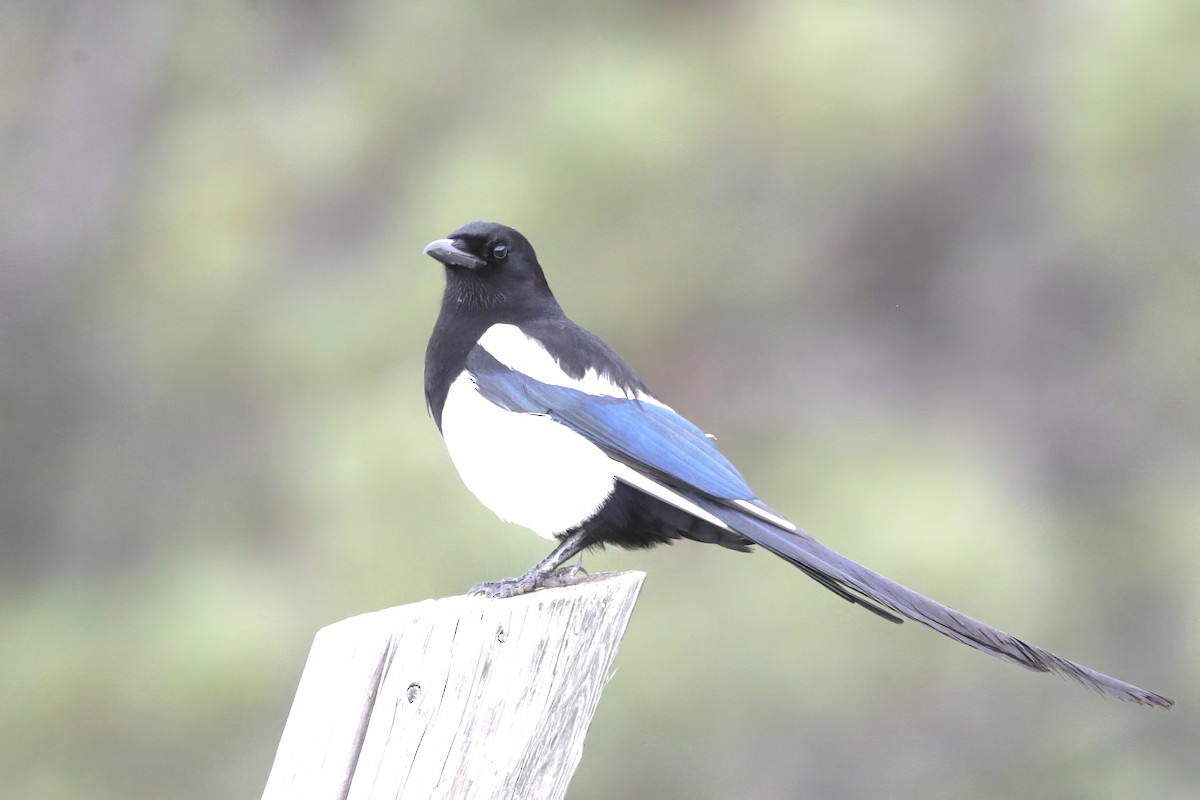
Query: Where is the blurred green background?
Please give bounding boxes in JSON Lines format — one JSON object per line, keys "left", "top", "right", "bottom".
{"left": 2, "top": 1, "right": 1196, "bottom": 798}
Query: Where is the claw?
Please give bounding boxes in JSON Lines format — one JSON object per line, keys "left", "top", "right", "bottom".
{"left": 468, "top": 565, "right": 588, "bottom": 598}
{"left": 468, "top": 575, "right": 536, "bottom": 598}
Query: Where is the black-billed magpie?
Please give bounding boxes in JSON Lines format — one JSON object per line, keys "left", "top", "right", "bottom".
{"left": 422, "top": 221, "right": 1172, "bottom": 709}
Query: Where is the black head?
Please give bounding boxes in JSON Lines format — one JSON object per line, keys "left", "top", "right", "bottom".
{"left": 423, "top": 221, "right": 555, "bottom": 312}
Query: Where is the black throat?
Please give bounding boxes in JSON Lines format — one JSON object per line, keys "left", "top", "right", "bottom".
{"left": 423, "top": 271, "right": 563, "bottom": 429}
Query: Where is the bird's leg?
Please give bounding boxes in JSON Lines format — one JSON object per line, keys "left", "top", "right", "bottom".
{"left": 469, "top": 527, "right": 591, "bottom": 599}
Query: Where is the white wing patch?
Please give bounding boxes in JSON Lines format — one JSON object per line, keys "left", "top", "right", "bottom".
{"left": 611, "top": 466, "right": 733, "bottom": 531}
{"left": 732, "top": 499, "right": 798, "bottom": 532}
{"left": 478, "top": 323, "right": 668, "bottom": 407}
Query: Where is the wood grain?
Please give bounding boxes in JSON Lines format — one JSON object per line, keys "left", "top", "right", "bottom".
{"left": 262, "top": 571, "right": 646, "bottom": 800}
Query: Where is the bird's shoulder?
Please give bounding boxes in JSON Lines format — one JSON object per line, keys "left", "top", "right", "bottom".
{"left": 476, "top": 317, "right": 653, "bottom": 400}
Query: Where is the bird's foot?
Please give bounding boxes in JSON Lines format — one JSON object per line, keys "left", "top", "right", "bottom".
{"left": 468, "top": 564, "right": 589, "bottom": 599}
{"left": 469, "top": 574, "right": 537, "bottom": 599}
{"left": 538, "top": 562, "right": 588, "bottom": 589}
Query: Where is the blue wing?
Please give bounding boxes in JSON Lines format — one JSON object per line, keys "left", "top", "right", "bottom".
{"left": 466, "top": 347, "right": 755, "bottom": 501}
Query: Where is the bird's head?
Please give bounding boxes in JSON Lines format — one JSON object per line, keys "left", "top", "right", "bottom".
{"left": 423, "top": 221, "right": 554, "bottom": 311}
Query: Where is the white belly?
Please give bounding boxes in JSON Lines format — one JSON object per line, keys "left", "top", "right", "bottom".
{"left": 440, "top": 372, "right": 617, "bottom": 538}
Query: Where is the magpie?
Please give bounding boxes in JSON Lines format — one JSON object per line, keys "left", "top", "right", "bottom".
{"left": 422, "top": 220, "right": 1173, "bottom": 709}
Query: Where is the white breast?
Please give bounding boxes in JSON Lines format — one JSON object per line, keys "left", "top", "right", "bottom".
{"left": 440, "top": 372, "right": 618, "bottom": 538}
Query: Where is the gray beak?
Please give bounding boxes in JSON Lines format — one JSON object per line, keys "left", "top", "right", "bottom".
{"left": 423, "top": 238, "right": 484, "bottom": 270}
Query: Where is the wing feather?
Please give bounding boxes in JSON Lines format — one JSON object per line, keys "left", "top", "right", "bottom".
{"left": 468, "top": 346, "right": 754, "bottom": 501}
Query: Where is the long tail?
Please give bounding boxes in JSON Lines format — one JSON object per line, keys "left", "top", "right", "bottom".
{"left": 696, "top": 498, "right": 1174, "bottom": 709}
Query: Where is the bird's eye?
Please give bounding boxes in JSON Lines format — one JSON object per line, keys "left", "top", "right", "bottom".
{"left": 492, "top": 244, "right": 508, "bottom": 260}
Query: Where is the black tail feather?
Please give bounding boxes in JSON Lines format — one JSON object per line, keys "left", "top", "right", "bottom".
{"left": 696, "top": 498, "right": 1174, "bottom": 710}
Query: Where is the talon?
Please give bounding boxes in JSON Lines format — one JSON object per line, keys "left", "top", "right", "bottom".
{"left": 468, "top": 575, "right": 538, "bottom": 599}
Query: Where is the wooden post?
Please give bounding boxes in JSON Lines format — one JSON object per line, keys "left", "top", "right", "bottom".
{"left": 261, "top": 571, "right": 646, "bottom": 800}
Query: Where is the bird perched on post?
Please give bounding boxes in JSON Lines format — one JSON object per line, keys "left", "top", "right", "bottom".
{"left": 422, "top": 220, "right": 1172, "bottom": 709}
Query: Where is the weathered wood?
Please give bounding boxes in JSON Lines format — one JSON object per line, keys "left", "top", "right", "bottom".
{"left": 261, "top": 571, "right": 646, "bottom": 800}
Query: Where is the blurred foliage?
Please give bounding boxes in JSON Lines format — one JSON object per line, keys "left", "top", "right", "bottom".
{"left": 1, "top": 1, "right": 1197, "bottom": 798}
